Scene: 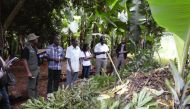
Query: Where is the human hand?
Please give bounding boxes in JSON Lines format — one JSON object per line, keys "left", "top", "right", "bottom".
{"left": 84, "top": 57, "right": 89, "bottom": 61}
{"left": 4, "top": 65, "right": 9, "bottom": 70}
{"left": 102, "top": 52, "right": 106, "bottom": 54}
{"left": 54, "top": 58, "right": 60, "bottom": 62}
{"left": 27, "top": 72, "right": 34, "bottom": 78}
{"left": 71, "top": 68, "right": 74, "bottom": 75}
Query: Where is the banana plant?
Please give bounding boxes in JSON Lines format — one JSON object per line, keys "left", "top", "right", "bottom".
{"left": 124, "top": 87, "right": 158, "bottom": 109}
{"left": 147, "top": 0, "right": 190, "bottom": 75}
{"left": 97, "top": 99, "right": 121, "bottom": 109}
{"left": 165, "top": 61, "right": 190, "bottom": 109}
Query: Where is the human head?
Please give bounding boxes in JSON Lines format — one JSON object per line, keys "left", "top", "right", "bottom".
{"left": 121, "top": 38, "right": 126, "bottom": 44}
{"left": 27, "top": 33, "right": 39, "bottom": 45}
{"left": 53, "top": 35, "right": 61, "bottom": 46}
{"left": 82, "top": 43, "right": 89, "bottom": 52}
{"left": 99, "top": 36, "right": 105, "bottom": 45}
{"left": 71, "top": 38, "right": 78, "bottom": 48}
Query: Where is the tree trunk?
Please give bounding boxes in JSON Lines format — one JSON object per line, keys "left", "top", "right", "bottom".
{"left": 3, "top": 0, "right": 25, "bottom": 30}
{"left": 0, "top": 0, "right": 25, "bottom": 51}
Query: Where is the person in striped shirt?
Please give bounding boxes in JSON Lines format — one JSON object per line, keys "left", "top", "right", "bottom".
{"left": 46, "top": 35, "right": 64, "bottom": 95}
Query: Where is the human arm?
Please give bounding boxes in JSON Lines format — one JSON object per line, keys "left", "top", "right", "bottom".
{"left": 47, "top": 56, "right": 64, "bottom": 62}
{"left": 65, "top": 47, "right": 73, "bottom": 73}
{"left": 45, "top": 47, "right": 65, "bottom": 62}
{"left": 67, "top": 58, "right": 74, "bottom": 73}
{"left": 21, "top": 48, "right": 33, "bottom": 78}
{"left": 23, "top": 59, "right": 33, "bottom": 78}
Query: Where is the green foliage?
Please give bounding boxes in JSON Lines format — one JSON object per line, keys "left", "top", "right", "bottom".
{"left": 91, "top": 73, "right": 117, "bottom": 89}
{"left": 2, "top": 0, "right": 163, "bottom": 59}
{"left": 127, "top": 48, "right": 160, "bottom": 72}
{"left": 22, "top": 79, "right": 100, "bottom": 109}
{"left": 96, "top": 99, "right": 123, "bottom": 109}
{"left": 118, "top": 69, "right": 131, "bottom": 78}
{"left": 22, "top": 74, "right": 118, "bottom": 109}
{"left": 147, "top": 0, "right": 190, "bottom": 74}
{"left": 124, "top": 87, "right": 158, "bottom": 109}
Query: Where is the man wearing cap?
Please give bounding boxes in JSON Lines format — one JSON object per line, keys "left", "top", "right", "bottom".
{"left": 94, "top": 36, "right": 109, "bottom": 75}
{"left": 21, "top": 33, "right": 40, "bottom": 98}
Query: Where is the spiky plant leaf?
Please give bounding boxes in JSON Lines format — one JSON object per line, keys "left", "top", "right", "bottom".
{"left": 138, "top": 93, "right": 153, "bottom": 107}
{"left": 165, "top": 79, "right": 180, "bottom": 105}
{"left": 169, "top": 61, "right": 184, "bottom": 94}
{"left": 182, "top": 95, "right": 190, "bottom": 109}
{"left": 181, "top": 79, "right": 190, "bottom": 102}
{"left": 132, "top": 92, "right": 138, "bottom": 104}
{"left": 124, "top": 102, "right": 134, "bottom": 109}
{"left": 110, "top": 100, "right": 120, "bottom": 109}
{"left": 138, "top": 88, "right": 148, "bottom": 105}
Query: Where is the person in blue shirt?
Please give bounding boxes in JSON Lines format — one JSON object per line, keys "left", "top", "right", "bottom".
{"left": 46, "top": 35, "right": 64, "bottom": 95}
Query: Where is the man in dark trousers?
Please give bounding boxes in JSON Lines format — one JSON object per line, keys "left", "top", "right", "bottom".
{"left": 46, "top": 35, "right": 64, "bottom": 96}
{"left": 22, "top": 33, "right": 40, "bottom": 99}
{"left": 116, "top": 39, "right": 127, "bottom": 70}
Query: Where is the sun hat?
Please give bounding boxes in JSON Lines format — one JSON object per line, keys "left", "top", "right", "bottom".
{"left": 27, "top": 33, "right": 40, "bottom": 41}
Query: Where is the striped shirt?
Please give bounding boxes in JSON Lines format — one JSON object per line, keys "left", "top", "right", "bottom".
{"left": 46, "top": 44, "right": 64, "bottom": 70}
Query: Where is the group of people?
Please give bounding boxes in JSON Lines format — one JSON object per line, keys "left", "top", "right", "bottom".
{"left": 0, "top": 33, "right": 127, "bottom": 109}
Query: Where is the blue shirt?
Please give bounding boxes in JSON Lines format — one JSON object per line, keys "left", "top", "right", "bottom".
{"left": 46, "top": 44, "right": 64, "bottom": 70}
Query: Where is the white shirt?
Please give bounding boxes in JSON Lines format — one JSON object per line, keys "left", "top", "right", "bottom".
{"left": 80, "top": 51, "right": 91, "bottom": 66}
{"left": 94, "top": 43, "right": 109, "bottom": 58}
{"left": 65, "top": 45, "right": 81, "bottom": 72}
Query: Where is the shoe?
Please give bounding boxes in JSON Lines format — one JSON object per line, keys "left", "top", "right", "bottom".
{"left": 83, "top": 78, "right": 88, "bottom": 81}
{"left": 46, "top": 93, "right": 53, "bottom": 100}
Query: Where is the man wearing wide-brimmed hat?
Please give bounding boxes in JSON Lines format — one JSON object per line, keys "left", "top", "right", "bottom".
{"left": 21, "top": 33, "right": 40, "bottom": 99}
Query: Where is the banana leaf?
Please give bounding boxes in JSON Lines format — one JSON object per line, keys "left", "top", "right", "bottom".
{"left": 107, "top": 0, "right": 119, "bottom": 10}
{"left": 147, "top": 0, "right": 190, "bottom": 74}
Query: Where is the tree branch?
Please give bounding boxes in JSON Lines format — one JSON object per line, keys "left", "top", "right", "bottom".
{"left": 3, "top": 0, "right": 25, "bottom": 31}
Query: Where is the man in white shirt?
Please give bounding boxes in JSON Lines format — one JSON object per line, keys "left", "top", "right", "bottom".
{"left": 94, "top": 37, "right": 109, "bottom": 75}
{"left": 65, "top": 38, "right": 81, "bottom": 86}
